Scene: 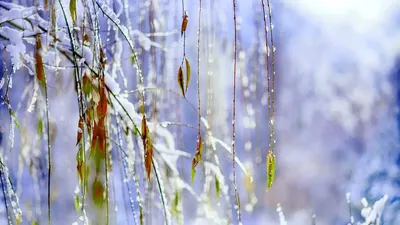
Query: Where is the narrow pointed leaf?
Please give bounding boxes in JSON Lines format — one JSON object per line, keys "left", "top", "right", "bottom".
{"left": 177, "top": 66, "right": 185, "bottom": 97}
{"left": 69, "top": 0, "right": 77, "bottom": 24}
{"left": 181, "top": 13, "right": 188, "bottom": 36}
{"left": 144, "top": 137, "right": 153, "bottom": 180}
{"left": 215, "top": 176, "right": 221, "bottom": 199}
{"left": 76, "top": 116, "right": 84, "bottom": 145}
{"left": 191, "top": 136, "right": 203, "bottom": 182}
{"left": 197, "top": 136, "right": 203, "bottom": 156}
{"left": 185, "top": 58, "right": 191, "bottom": 92}
{"left": 35, "top": 34, "right": 45, "bottom": 86}
{"left": 142, "top": 115, "right": 153, "bottom": 180}
{"left": 172, "top": 191, "right": 180, "bottom": 214}
{"left": 37, "top": 119, "right": 43, "bottom": 136}
{"left": 10, "top": 111, "right": 20, "bottom": 131}
{"left": 266, "top": 150, "right": 276, "bottom": 189}
{"left": 92, "top": 179, "right": 105, "bottom": 207}
{"left": 236, "top": 194, "right": 241, "bottom": 211}
{"left": 191, "top": 167, "right": 196, "bottom": 183}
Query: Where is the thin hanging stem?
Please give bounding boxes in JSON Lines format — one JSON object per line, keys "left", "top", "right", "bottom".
{"left": 181, "top": 0, "right": 187, "bottom": 64}
{"left": 266, "top": 0, "right": 276, "bottom": 154}
{"left": 43, "top": 51, "right": 52, "bottom": 225}
{"left": 197, "top": 0, "right": 202, "bottom": 162}
{"left": 261, "top": 0, "right": 272, "bottom": 152}
{"left": 231, "top": 0, "right": 241, "bottom": 223}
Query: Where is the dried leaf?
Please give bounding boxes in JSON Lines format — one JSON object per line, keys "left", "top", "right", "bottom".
{"left": 100, "top": 48, "right": 106, "bottom": 70}
{"left": 97, "top": 77, "right": 108, "bottom": 126}
{"left": 191, "top": 136, "right": 203, "bottom": 182}
{"left": 181, "top": 13, "right": 188, "bottom": 36}
{"left": 83, "top": 33, "right": 90, "bottom": 46}
{"left": 144, "top": 137, "right": 153, "bottom": 180}
{"left": 185, "top": 58, "right": 191, "bottom": 92}
{"left": 141, "top": 115, "right": 147, "bottom": 143}
{"left": 92, "top": 179, "right": 105, "bottom": 207}
{"left": 35, "top": 34, "right": 45, "bottom": 86}
{"left": 266, "top": 150, "right": 276, "bottom": 189}
{"left": 177, "top": 66, "right": 185, "bottom": 97}
{"left": 76, "top": 116, "right": 84, "bottom": 145}
{"left": 197, "top": 136, "right": 203, "bottom": 157}
{"left": 142, "top": 115, "right": 153, "bottom": 180}
{"left": 69, "top": 0, "right": 77, "bottom": 24}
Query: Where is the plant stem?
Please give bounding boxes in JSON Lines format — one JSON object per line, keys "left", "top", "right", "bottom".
{"left": 231, "top": 0, "right": 241, "bottom": 223}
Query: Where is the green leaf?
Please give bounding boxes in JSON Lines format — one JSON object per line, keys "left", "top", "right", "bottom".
{"left": 10, "top": 111, "right": 20, "bottom": 131}
{"left": 266, "top": 150, "right": 276, "bottom": 189}
{"left": 37, "top": 119, "right": 43, "bottom": 136}
{"left": 215, "top": 176, "right": 220, "bottom": 200}
{"left": 172, "top": 191, "right": 180, "bottom": 214}
{"left": 74, "top": 194, "right": 80, "bottom": 211}
{"left": 185, "top": 58, "right": 191, "bottom": 92}
{"left": 236, "top": 193, "right": 241, "bottom": 211}
{"left": 69, "top": 0, "right": 77, "bottom": 24}
{"left": 191, "top": 167, "right": 196, "bottom": 183}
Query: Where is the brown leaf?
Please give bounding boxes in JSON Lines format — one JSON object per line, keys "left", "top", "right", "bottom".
{"left": 76, "top": 161, "right": 83, "bottom": 180}
{"left": 97, "top": 77, "right": 108, "bottom": 126}
{"left": 177, "top": 66, "right": 185, "bottom": 97}
{"left": 35, "top": 34, "right": 45, "bottom": 85}
{"left": 181, "top": 13, "right": 188, "bottom": 36}
{"left": 83, "top": 33, "right": 90, "bottom": 46}
{"left": 191, "top": 136, "right": 203, "bottom": 182}
{"left": 141, "top": 115, "right": 148, "bottom": 143}
{"left": 76, "top": 116, "right": 84, "bottom": 145}
{"left": 141, "top": 115, "right": 153, "bottom": 180}
{"left": 92, "top": 179, "right": 105, "bottom": 207}
{"left": 100, "top": 48, "right": 106, "bottom": 70}
{"left": 144, "top": 136, "right": 153, "bottom": 180}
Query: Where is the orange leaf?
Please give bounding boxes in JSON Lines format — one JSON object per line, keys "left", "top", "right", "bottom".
{"left": 92, "top": 179, "right": 105, "bottom": 207}
{"left": 76, "top": 161, "right": 83, "bottom": 180}
{"left": 144, "top": 137, "right": 153, "bottom": 180}
{"left": 141, "top": 115, "right": 148, "bottom": 143}
{"left": 181, "top": 13, "right": 188, "bottom": 36}
{"left": 97, "top": 77, "right": 108, "bottom": 126}
{"left": 141, "top": 115, "right": 153, "bottom": 180}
